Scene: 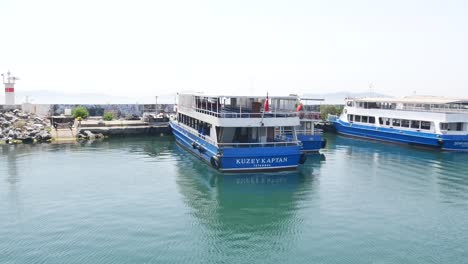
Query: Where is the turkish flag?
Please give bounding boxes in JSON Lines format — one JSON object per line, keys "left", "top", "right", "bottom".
{"left": 264, "top": 93, "right": 269, "bottom": 112}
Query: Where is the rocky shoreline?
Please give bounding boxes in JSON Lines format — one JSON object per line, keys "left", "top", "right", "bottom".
{"left": 0, "top": 110, "right": 52, "bottom": 144}
{"left": 77, "top": 130, "right": 105, "bottom": 140}
{"left": 1, "top": 110, "right": 172, "bottom": 144}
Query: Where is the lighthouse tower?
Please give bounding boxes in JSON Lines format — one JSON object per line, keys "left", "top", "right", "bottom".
{"left": 2, "top": 71, "right": 19, "bottom": 106}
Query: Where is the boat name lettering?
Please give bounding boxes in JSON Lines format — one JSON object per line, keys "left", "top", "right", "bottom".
{"left": 235, "top": 157, "right": 288, "bottom": 164}
{"left": 453, "top": 142, "right": 468, "bottom": 147}
{"left": 236, "top": 176, "right": 287, "bottom": 185}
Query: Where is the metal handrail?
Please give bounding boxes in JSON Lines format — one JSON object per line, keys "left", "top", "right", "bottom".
{"left": 174, "top": 122, "right": 218, "bottom": 146}
{"left": 218, "top": 140, "right": 301, "bottom": 148}
{"left": 179, "top": 106, "right": 298, "bottom": 118}
{"left": 401, "top": 106, "right": 468, "bottom": 113}
{"left": 351, "top": 106, "right": 468, "bottom": 113}
{"left": 295, "top": 129, "right": 323, "bottom": 135}
{"left": 174, "top": 121, "right": 302, "bottom": 147}
{"left": 298, "top": 111, "right": 322, "bottom": 120}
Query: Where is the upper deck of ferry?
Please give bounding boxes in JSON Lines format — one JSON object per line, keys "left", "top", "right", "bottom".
{"left": 177, "top": 93, "right": 301, "bottom": 127}
{"left": 297, "top": 98, "right": 323, "bottom": 121}
{"left": 346, "top": 95, "right": 468, "bottom": 113}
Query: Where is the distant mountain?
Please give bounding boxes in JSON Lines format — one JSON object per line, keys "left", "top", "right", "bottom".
{"left": 302, "top": 91, "right": 391, "bottom": 104}
{"left": 2, "top": 90, "right": 177, "bottom": 105}
{"left": 0, "top": 89, "right": 390, "bottom": 105}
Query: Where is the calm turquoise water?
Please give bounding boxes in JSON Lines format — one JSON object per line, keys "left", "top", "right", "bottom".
{"left": 1, "top": 135, "right": 468, "bottom": 264}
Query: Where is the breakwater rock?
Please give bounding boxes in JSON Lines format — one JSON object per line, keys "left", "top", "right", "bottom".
{"left": 0, "top": 110, "right": 52, "bottom": 144}
{"left": 77, "top": 130, "right": 105, "bottom": 140}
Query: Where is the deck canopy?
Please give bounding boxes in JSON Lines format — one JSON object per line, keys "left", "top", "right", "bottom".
{"left": 178, "top": 93, "right": 299, "bottom": 114}
{"left": 350, "top": 95, "right": 468, "bottom": 105}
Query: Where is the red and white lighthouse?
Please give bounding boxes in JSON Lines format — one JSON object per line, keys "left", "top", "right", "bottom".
{"left": 2, "top": 71, "right": 19, "bottom": 106}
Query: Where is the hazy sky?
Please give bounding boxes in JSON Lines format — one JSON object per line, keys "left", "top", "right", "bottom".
{"left": 1, "top": 0, "right": 468, "bottom": 102}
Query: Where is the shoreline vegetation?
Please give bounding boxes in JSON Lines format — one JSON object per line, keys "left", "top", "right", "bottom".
{"left": 320, "top": 105, "right": 343, "bottom": 121}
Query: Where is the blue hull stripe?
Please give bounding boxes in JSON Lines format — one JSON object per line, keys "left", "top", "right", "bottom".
{"left": 170, "top": 121, "right": 303, "bottom": 171}
{"left": 170, "top": 122, "right": 218, "bottom": 156}
{"left": 334, "top": 120, "right": 468, "bottom": 151}
{"left": 297, "top": 134, "right": 325, "bottom": 152}
{"left": 221, "top": 165, "right": 297, "bottom": 171}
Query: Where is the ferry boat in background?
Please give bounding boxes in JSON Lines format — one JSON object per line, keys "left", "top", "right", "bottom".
{"left": 331, "top": 95, "right": 468, "bottom": 151}
{"left": 280, "top": 98, "right": 326, "bottom": 153}
{"left": 296, "top": 98, "right": 327, "bottom": 153}
{"left": 170, "top": 93, "right": 307, "bottom": 172}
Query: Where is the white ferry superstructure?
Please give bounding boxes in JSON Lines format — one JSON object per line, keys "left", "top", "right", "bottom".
{"left": 169, "top": 93, "right": 307, "bottom": 172}
{"left": 331, "top": 95, "right": 468, "bottom": 151}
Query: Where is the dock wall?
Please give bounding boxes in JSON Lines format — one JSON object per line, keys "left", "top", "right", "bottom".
{"left": 21, "top": 103, "right": 175, "bottom": 117}
{"left": 78, "top": 124, "right": 172, "bottom": 136}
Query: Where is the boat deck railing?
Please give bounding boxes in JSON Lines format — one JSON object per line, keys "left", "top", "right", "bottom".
{"left": 175, "top": 122, "right": 218, "bottom": 146}
{"left": 298, "top": 111, "right": 322, "bottom": 120}
{"left": 353, "top": 106, "right": 468, "bottom": 114}
{"left": 218, "top": 140, "right": 301, "bottom": 148}
{"left": 399, "top": 106, "right": 468, "bottom": 113}
{"left": 180, "top": 106, "right": 298, "bottom": 118}
{"left": 296, "top": 129, "right": 323, "bottom": 135}
{"left": 175, "top": 121, "right": 301, "bottom": 147}
{"left": 277, "top": 129, "right": 323, "bottom": 136}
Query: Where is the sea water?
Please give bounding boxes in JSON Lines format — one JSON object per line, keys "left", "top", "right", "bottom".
{"left": 1, "top": 135, "right": 467, "bottom": 264}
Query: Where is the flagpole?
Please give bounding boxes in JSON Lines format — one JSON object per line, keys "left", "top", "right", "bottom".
{"left": 261, "top": 92, "right": 268, "bottom": 126}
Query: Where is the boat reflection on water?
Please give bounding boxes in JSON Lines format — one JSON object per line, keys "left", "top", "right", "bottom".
{"left": 327, "top": 133, "right": 468, "bottom": 205}
{"left": 173, "top": 141, "right": 325, "bottom": 261}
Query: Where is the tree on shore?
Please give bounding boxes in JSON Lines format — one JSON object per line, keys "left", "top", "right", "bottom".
{"left": 320, "top": 105, "right": 344, "bottom": 121}
{"left": 72, "top": 106, "right": 89, "bottom": 119}
{"left": 103, "top": 112, "right": 114, "bottom": 121}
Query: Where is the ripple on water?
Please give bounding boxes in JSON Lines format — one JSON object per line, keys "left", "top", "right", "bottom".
{"left": 1, "top": 135, "right": 468, "bottom": 264}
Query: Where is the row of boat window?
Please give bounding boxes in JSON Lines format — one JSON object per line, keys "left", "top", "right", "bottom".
{"left": 347, "top": 101, "right": 468, "bottom": 110}
{"left": 178, "top": 113, "right": 212, "bottom": 136}
{"left": 348, "top": 115, "right": 432, "bottom": 130}
{"left": 440, "top": 122, "right": 464, "bottom": 131}
{"left": 347, "top": 102, "right": 397, "bottom": 109}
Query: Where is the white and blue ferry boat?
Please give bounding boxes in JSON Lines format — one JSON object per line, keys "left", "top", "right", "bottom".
{"left": 170, "top": 93, "right": 307, "bottom": 172}
{"left": 332, "top": 95, "right": 468, "bottom": 151}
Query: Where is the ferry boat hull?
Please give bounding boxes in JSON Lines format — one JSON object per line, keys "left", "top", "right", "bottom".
{"left": 439, "top": 135, "right": 468, "bottom": 151}
{"left": 297, "top": 134, "right": 326, "bottom": 153}
{"left": 333, "top": 119, "right": 468, "bottom": 151}
{"left": 170, "top": 121, "right": 304, "bottom": 172}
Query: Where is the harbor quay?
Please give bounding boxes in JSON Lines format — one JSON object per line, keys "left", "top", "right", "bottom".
{"left": 0, "top": 103, "right": 176, "bottom": 144}
{"left": 0, "top": 101, "right": 340, "bottom": 144}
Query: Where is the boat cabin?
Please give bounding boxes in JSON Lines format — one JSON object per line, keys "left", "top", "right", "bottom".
{"left": 343, "top": 96, "right": 468, "bottom": 135}
{"left": 175, "top": 93, "right": 301, "bottom": 147}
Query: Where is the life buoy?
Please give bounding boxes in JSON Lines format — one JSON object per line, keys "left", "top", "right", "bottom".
{"left": 296, "top": 103, "right": 303, "bottom": 112}
{"left": 299, "top": 153, "right": 307, "bottom": 164}
{"left": 210, "top": 156, "right": 221, "bottom": 169}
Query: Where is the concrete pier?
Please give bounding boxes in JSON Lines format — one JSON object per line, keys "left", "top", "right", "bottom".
{"left": 78, "top": 120, "right": 171, "bottom": 136}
